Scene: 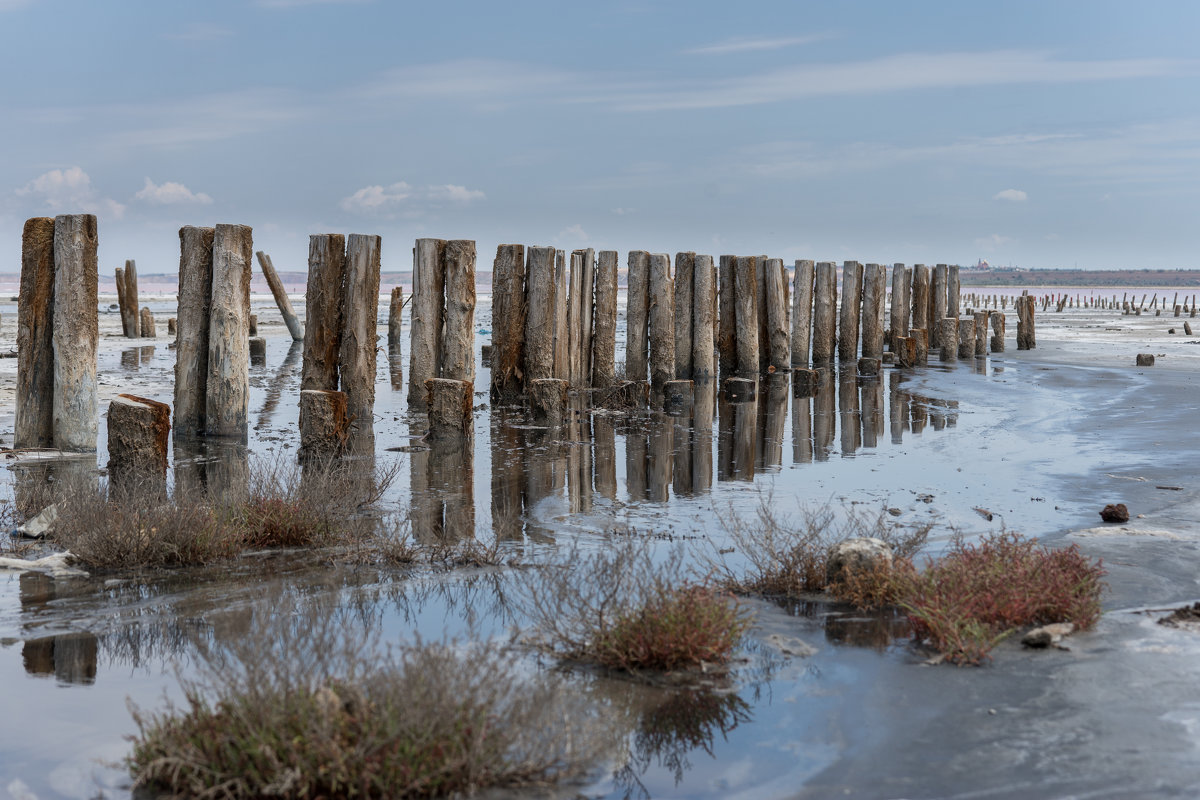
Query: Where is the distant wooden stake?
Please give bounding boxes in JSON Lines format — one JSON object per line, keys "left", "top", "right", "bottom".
{"left": 256, "top": 251, "right": 304, "bottom": 341}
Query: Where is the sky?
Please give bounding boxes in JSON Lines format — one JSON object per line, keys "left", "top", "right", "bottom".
{"left": 2, "top": 0, "right": 1199, "bottom": 274}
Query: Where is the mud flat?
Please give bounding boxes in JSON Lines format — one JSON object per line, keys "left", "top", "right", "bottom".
{"left": 2, "top": 294, "right": 1200, "bottom": 798}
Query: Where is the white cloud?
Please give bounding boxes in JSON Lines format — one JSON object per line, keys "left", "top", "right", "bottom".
{"left": 340, "top": 181, "right": 484, "bottom": 215}
{"left": 684, "top": 34, "right": 832, "bottom": 56}
{"left": 135, "top": 177, "right": 213, "bottom": 205}
{"left": 16, "top": 166, "right": 126, "bottom": 219}
{"left": 993, "top": 188, "right": 1028, "bottom": 202}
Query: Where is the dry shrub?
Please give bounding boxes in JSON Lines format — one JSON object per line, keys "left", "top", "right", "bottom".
{"left": 828, "top": 556, "right": 918, "bottom": 611}
{"left": 128, "top": 599, "right": 607, "bottom": 799}
{"left": 519, "top": 541, "right": 751, "bottom": 674}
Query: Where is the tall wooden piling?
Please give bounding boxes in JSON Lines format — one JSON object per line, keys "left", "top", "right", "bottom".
{"left": 763, "top": 257, "right": 789, "bottom": 373}
{"left": 490, "top": 244, "right": 526, "bottom": 401}
{"left": 791, "top": 259, "right": 814, "bottom": 366}
{"left": 256, "top": 251, "right": 304, "bottom": 341}
{"left": 889, "top": 263, "right": 907, "bottom": 350}
{"left": 567, "top": 250, "right": 584, "bottom": 386}
{"left": 302, "top": 234, "right": 346, "bottom": 393}
{"left": 16, "top": 218, "right": 56, "bottom": 449}
{"left": 672, "top": 252, "right": 695, "bottom": 379}
{"left": 648, "top": 253, "right": 675, "bottom": 390}
{"left": 580, "top": 248, "right": 595, "bottom": 384}
{"left": 947, "top": 265, "right": 961, "bottom": 320}
{"left": 812, "top": 261, "right": 837, "bottom": 363}
{"left": 553, "top": 250, "right": 567, "bottom": 380}
{"left": 525, "top": 246, "right": 558, "bottom": 383}
{"left": 592, "top": 250, "right": 618, "bottom": 387}
{"left": 439, "top": 239, "right": 475, "bottom": 385}
{"left": 626, "top": 250, "right": 650, "bottom": 382}
{"left": 717, "top": 255, "right": 736, "bottom": 374}
{"left": 121, "top": 259, "right": 139, "bottom": 339}
{"left": 838, "top": 260, "right": 863, "bottom": 361}
{"left": 106, "top": 394, "right": 170, "bottom": 498}
{"left": 692, "top": 254, "right": 716, "bottom": 380}
{"left": 340, "top": 234, "right": 383, "bottom": 425}
{"left": 408, "top": 238, "right": 445, "bottom": 406}
{"left": 51, "top": 214, "right": 99, "bottom": 452}
{"left": 205, "top": 224, "right": 252, "bottom": 440}
{"left": 861, "top": 263, "right": 886, "bottom": 360}
{"left": 1017, "top": 295, "right": 1037, "bottom": 350}
{"left": 930, "top": 265, "right": 948, "bottom": 349}
{"left": 939, "top": 318, "right": 958, "bottom": 362}
{"left": 733, "top": 256, "right": 759, "bottom": 375}
{"left": 910, "top": 264, "right": 930, "bottom": 343}
{"left": 174, "top": 226, "right": 214, "bottom": 437}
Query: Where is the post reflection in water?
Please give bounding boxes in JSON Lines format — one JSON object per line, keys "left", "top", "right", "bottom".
{"left": 838, "top": 367, "right": 861, "bottom": 456}
{"left": 411, "top": 425, "right": 474, "bottom": 543}
{"left": 388, "top": 342, "right": 403, "bottom": 391}
{"left": 888, "top": 371, "right": 908, "bottom": 444}
{"left": 757, "top": 374, "right": 788, "bottom": 473}
{"left": 717, "top": 392, "right": 756, "bottom": 483}
{"left": 567, "top": 397, "right": 593, "bottom": 515}
{"left": 490, "top": 410, "right": 525, "bottom": 540}
{"left": 646, "top": 412, "right": 673, "bottom": 504}
{"left": 19, "top": 573, "right": 99, "bottom": 685}
{"left": 593, "top": 414, "right": 618, "bottom": 502}
{"left": 812, "top": 368, "right": 836, "bottom": 462}
{"left": 792, "top": 372, "right": 814, "bottom": 465}
{"left": 255, "top": 340, "right": 303, "bottom": 432}
{"left": 690, "top": 379, "right": 715, "bottom": 495}
{"left": 860, "top": 374, "right": 884, "bottom": 449}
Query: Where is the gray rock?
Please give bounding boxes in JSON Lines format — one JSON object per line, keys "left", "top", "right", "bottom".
{"left": 827, "top": 537, "right": 893, "bottom": 585}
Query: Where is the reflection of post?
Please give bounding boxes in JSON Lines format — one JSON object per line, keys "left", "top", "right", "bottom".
{"left": 838, "top": 368, "right": 861, "bottom": 455}
{"left": 888, "top": 371, "right": 906, "bottom": 445}
{"left": 731, "top": 397, "right": 756, "bottom": 481}
{"left": 256, "top": 340, "right": 303, "bottom": 432}
{"left": 910, "top": 393, "right": 928, "bottom": 434}
{"left": 577, "top": 404, "right": 594, "bottom": 513}
{"left": 22, "top": 630, "right": 98, "bottom": 685}
{"left": 206, "top": 440, "right": 249, "bottom": 506}
{"left": 860, "top": 376, "right": 883, "bottom": 449}
{"left": 429, "top": 437, "right": 474, "bottom": 539}
{"left": 691, "top": 379, "right": 715, "bottom": 494}
{"left": 939, "top": 318, "right": 959, "bottom": 362}
{"left": 792, "top": 383, "right": 813, "bottom": 464}
{"left": 409, "top": 444, "right": 439, "bottom": 542}
{"left": 672, "top": 412, "right": 692, "bottom": 498}
{"left": 490, "top": 410, "right": 526, "bottom": 539}
{"left": 717, "top": 396, "right": 734, "bottom": 481}
{"left": 593, "top": 415, "right": 618, "bottom": 500}
{"left": 647, "top": 412, "right": 674, "bottom": 502}
{"left": 625, "top": 424, "right": 648, "bottom": 502}
{"left": 761, "top": 374, "right": 787, "bottom": 471}
{"left": 813, "top": 367, "right": 836, "bottom": 462}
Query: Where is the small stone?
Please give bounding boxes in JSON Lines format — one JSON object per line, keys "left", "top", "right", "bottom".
{"left": 1022, "top": 622, "right": 1075, "bottom": 648}
{"left": 887, "top": 507, "right": 902, "bottom": 517}
{"left": 1136, "top": 353, "right": 1155, "bottom": 366}
{"left": 1100, "top": 503, "right": 1130, "bottom": 523}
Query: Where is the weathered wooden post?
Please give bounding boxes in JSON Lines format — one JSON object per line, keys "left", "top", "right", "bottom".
{"left": 626, "top": 250, "right": 650, "bottom": 382}
{"left": 106, "top": 394, "right": 169, "bottom": 498}
{"left": 120, "top": 259, "right": 139, "bottom": 339}
{"left": 174, "top": 226, "right": 214, "bottom": 437}
{"left": 388, "top": 286, "right": 404, "bottom": 349}
{"left": 838, "top": 260, "right": 863, "bottom": 361}
{"left": 302, "top": 234, "right": 346, "bottom": 393}
{"left": 490, "top": 244, "right": 526, "bottom": 401}
{"left": 525, "top": 246, "right": 558, "bottom": 383}
{"left": 553, "top": 250, "right": 568, "bottom": 380}
{"left": 674, "top": 251, "right": 695, "bottom": 379}
{"left": 947, "top": 265, "right": 961, "bottom": 321}
{"left": 734, "top": 255, "right": 759, "bottom": 375}
{"left": 248, "top": 313, "right": 258, "bottom": 336}
{"left": 910, "top": 264, "right": 929, "bottom": 347}
{"left": 205, "top": 224, "right": 252, "bottom": 440}
{"left": 957, "top": 316, "right": 975, "bottom": 359}
{"left": 1017, "top": 295, "right": 1037, "bottom": 350}
{"left": 861, "top": 263, "right": 886, "bottom": 360}
{"left": 140, "top": 307, "right": 156, "bottom": 338}
{"left": 167, "top": 317, "right": 176, "bottom": 336}
{"left": 648, "top": 253, "right": 675, "bottom": 390}
{"left": 592, "top": 250, "right": 618, "bottom": 387}
{"left": 256, "top": 251, "right": 304, "bottom": 341}
{"left": 567, "top": 250, "right": 584, "bottom": 386}
{"left": 717, "top": 255, "right": 736, "bottom": 374}
{"left": 791, "top": 259, "right": 814, "bottom": 366}
{"left": 973, "top": 311, "right": 988, "bottom": 356}
{"left": 930, "top": 265, "right": 948, "bottom": 349}
{"left": 529, "top": 378, "right": 567, "bottom": 426}
{"left": 408, "top": 238, "right": 445, "bottom": 407}
{"left": 298, "top": 389, "right": 349, "bottom": 460}
{"left": 579, "top": 248, "right": 595, "bottom": 385}
{"left": 939, "top": 318, "right": 959, "bottom": 361}
{"left": 812, "top": 261, "right": 838, "bottom": 363}
{"left": 115, "top": 266, "right": 129, "bottom": 336}
{"left": 764, "top": 257, "right": 789, "bottom": 373}
{"left": 439, "top": 239, "right": 474, "bottom": 386}
{"left": 692, "top": 254, "right": 716, "bottom": 380}
{"left": 15, "top": 218, "right": 56, "bottom": 449}
{"left": 889, "top": 263, "right": 909, "bottom": 350}
{"left": 425, "top": 378, "right": 473, "bottom": 441}
{"left": 340, "top": 234, "right": 382, "bottom": 425}
{"left": 52, "top": 214, "right": 99, "bottom": 452}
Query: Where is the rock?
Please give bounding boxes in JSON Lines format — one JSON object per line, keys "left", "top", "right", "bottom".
{"left": 1100, "top": 503, "right": 1130, "bottom": 523}
{"left": 1168, "top": 328, "right": 1176, "bottom": 334}
{"left": 887, "top": 507, "right": 902, "bottom": 516}
{"left": 1159, "top": 602, "right": 1200, "bottom": 631}
{"left": 1022, "top": 622, "right": 1075, "bottom": 648}
{"left": 826, "top": 537, "right": 893, "bottom": 585}
{"left": 1136, "top": 353, "right": 1155, "bottom": 366}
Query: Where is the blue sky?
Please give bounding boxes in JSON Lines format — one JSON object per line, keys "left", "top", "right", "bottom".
{"left": 3, "top": 0, "right": 1198, "bottom": 273}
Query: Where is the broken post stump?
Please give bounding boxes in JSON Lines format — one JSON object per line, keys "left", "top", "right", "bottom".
{"left": 724, "top": 376, "right": 756, "bottom": 403}
{"left": 734, "top": 255, "right": 759, "bottom": 375}
{"left": 662, "top": 379, "right": 693, "bottom": 414}
{"left": 299, "top": 389, "right": 349, "bottom": 460}
{"left": 529, "top": 378, "right": 568, "bottom": 426}
{"left": 939, "top": 318, "right": 959, "bottom": 362}
{"left": 990, "top": 311, "right": 1006, "bottom": 352}
{"left": 256, "top": 251, "right": 304, "bottom": 341}
{"left": 1017, "top": 295, "right": 1037, "bottom": 350}
{"left": 857, "top": 357, "right": 880, "bottom": 377}
{"left": 167, "top": 317, "right": 176, "bottom": 336}
{"left": 425, "top": 378, "right": 473, "bottom": 440}
{"left": 1136, "top": 353, "right": 1155, "bottom": 366}
{"left": 973, "top": 311, "right": 988, "bottom": 356}
{"left": 793, "top": 366, "right": 820, "bottom": 397}
{"left": 52, "top": 214, "right": 99, "bottom": 452}
{"left": 140, "top": 307, "right": 156, "bottom": 338}
{"left": 248, "top": 314, "right": 257, "bottom": 337}
{"left": 106, "top": 394, "right": 169, "bottom": 498}
{"left": 957, "top": 316, "right": 975, "bottom": 359}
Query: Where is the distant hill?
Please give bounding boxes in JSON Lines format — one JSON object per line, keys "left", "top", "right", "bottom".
{"left": 960, "top": 268, "right": 1200, "bottom": 288}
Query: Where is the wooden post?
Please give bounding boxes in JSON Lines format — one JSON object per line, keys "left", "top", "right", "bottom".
{"left": 838, "top": 260, "right": 862, "bottom": 361}
{"left": 425, "top": 378, "right": 473, "bottom": 441}
{"left": 733, "top": 256, "right": 759, "bottom": 375}
{"left": 388, "top": 286, "right": 404, "bottom": 350}
{"left": 861, "top": 263, "right": 886, "bottom": 360}
{"left": 106, "top": 394, "right": 169, "bottom": 498}
{"left": 756, "top": 254, "right": 770, "bottom": 371}
{"left": 626, "top": 250, "right": 650, "bottom": 382}
{"left": 439, "top": 239, "right": 475, "bottom": 385}
{"left": 674, "top": 251, "right": 695, "bottom": 379}
{"left": 957, "top": 316, "right": 975, "bottom": 359}
{"left": 793, "top": 366, "right": 820, "bottom": 397}
{"left": 114, "top": 266, "right": 129, "bottom": 337}
{"left": 812, "top": 261, "right": 838, "bottom": 363}
{"left": 567, "top": 249, "right": 584, "bottom": 386}
{"left": 256, "top": 251, "right": 304, "bottom": 341}
{"left": 525, "top": 246, "right": 558, "bottom": 383}
{"left": 662, "top": 379, "right": 693, "bottom": 414}
{"left": 139, "top": 307, "right": 156, "bottom": 338}
{"left": 1017, "top": 295, "right": 1036, "bottom": 350}
{"left": 592, "top": 250, "right": 618, "bottom": 387}
{"left": 791, "top": 259, "right": 814, "bottom": 366}
{"left": 15, "top": 218, "right": 56, "bottom": 449}
{"left": 763, "top": 257, "right": 789, "bottom": 373}
{"left": 529, "top": 377, "right": 567, "bottom": 426}
{"left": 302, "top": 234, "right": 346, "bottom": 392}
{"left": 553, "top": 249, "right": 567, "bottom": 380}
{"left": 121, "top": 259, "right": 139, "bottom": 339}
{"left": 889, "top": 263, "right": 907, "bottom": 350}
{"left": 717, "top": 255, "right": 736, "bottom": 374}
{"left": 579, "top": 248, "right": 595, "bottom": 385}
{"left": 340, "top": 234, "right": 383, "bottom": 426}
{"left": 692, "top": 254, "right": 716, "bottom": 380}
{"left": 911, "top": 328, "right": 929, "bottom": 365}
{"left": 298, "top": 389, "right": 349, "bottom": 460}
{"left": 173, "top": 226, "right": 214, "bottom": 437}
{"left": 973, "top": 311, "right": 988, "bottom": 356}
{"left": 894, "top": 336, "right": 917, "bottom": 368}
{"left": 168, "top": 317, "right": 176, "bottom": 336}
{"left": 910, "top": 264, "right": 929, "bottom": 341}
{"left": 692, "top": 378, "right": 715, "bottom": 493}
{"left": 930, "top": 265, "right": 948, "bottom": 349}
{"left": 408, "top": 238, "right": 445, "bottom": 406}
{"left": 205, "top": 223, "right": 253, "bottom": 440}
{"left": 990, "top": 310, "right": 1006, "bottom": 352}
{"left": 648, "top": 253, "right": 675, "bottom": 390}
{"left": 723, "top": 376, "right": 756, "bottom": 403}
{"left": 939, "top": 318, "right": 958, "bottom": 361}
{"left": 249, "top": 337, "right": 266, "bottom": 362}
{"left": 248, "top": 313, "right": 257, "bottom": 336}
{"left": 490, "top": 244, "right": 526, "bottom": 401}
{"left": 51, "top": 214, "right": 99, "bottom": 452}
{"left": 947, "top": 265, "right": 961, "bottom": 320}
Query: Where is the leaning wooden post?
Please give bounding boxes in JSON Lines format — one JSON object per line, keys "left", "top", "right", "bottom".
{"left": 408, "top": 238, "right": 445, "bottom": 407}
{"left": 388, "top": 286, "right": 404, "bottom": 349}
{"left": 298, "top": 389, "right": 349, "bottom": 460}
{"left": 106, "top": 394, "right": 170, "bottom": 498}
{"left": 838, "top": 260, "right": 863, "bottom": 361}
{"left": 51, "top": 214, "right": 99, "bottom": 452}
{"left": 302, "top": 234, "right": 346, "bottom": 392}
{"left": 121, "top": 259, "right": 139, "bottom": 339}
{"left": 989, "top": 310, "right": 1006, "bottom": 352}
{"left": 930, "top": 264, "right": 948, "bottom": 349}
{"left": 939, "top": 318, "right": 959, "bottom": 362}
{"left": 733, "top": 256, "right": 759, "bottom": 376}
{"left": 205, "top": 223, "right": 253, "bottom": 440}
{"left": 674, "top": 251, "right": 695, "bottom": 379}
{"left": 717, "top": 255, "right": 736, "bottom": 375}
{"left": 173, "top": 226, "right": 215, "bottom": 437}
{"left": 811, "top": 261, "right": 837, "bottom": 363}
{"left": 648, "top": 253, "right": 675, "bottom": 390}
{"left": 256, "top": 251, "right": 304, "bottom": 341}
{"left": 861, "top": 263, "right": 886, "bottom": 360}
{"left": 889, "top": 263, "right": 907, "bottom": 350}
{"left": 425, "top": 378, "right": 473, "bottom": 441}
{"left": 339, "top": 233, "right": 382, "bottom": 426}
{"left": 791, "top": 259, "right": 814, "bottom": 366}
{"left": 140, "top": 307, "right": 156, "bottom": 338}
{"left": 16, "top": 218, "right": 56, "bottom": 449}
{"left": 692, "top": 254, "right": 716, "bottom": 380}
{"left": 490, "top": 244, "right": 526, "bottom": 401}
{"left": 592, "top": 250, "right": 618, "bottom": 387}
{"left": 626, "top": 250, "right": 650, "bottom": 382}
{"left": 525, "top": 246, "right": 558, "bottom": 383}
{"left": 763, "top": 257, "right": 789, "bottom": 372}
